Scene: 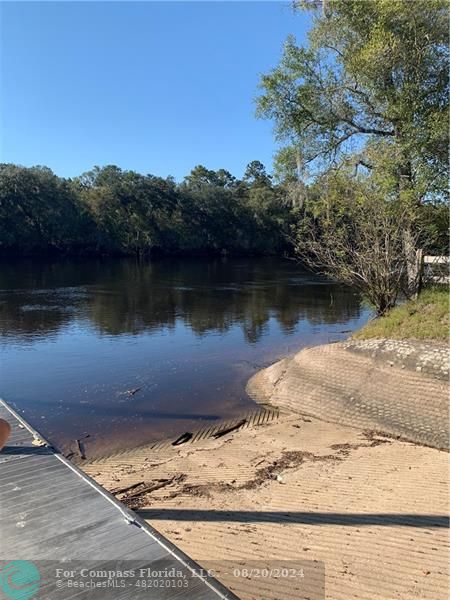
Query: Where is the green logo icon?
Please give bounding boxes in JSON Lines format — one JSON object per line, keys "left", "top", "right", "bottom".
{"left": 0, "top": 561, "right": 40, "bottom": 600}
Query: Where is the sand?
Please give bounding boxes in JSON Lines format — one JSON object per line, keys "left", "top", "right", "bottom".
{"left": 82, "top": 341, "right": 449, "bottom": 600}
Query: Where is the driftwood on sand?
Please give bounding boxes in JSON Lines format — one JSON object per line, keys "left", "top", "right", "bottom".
{"left": 121, "top": 475, "right": 185, "bottom": 500}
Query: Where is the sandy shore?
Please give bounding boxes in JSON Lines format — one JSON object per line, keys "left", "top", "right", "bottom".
{"left": 82, "top": 340, "right": 449, "bottom": 600}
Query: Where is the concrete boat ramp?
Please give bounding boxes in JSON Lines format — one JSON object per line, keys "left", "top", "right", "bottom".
{"left": 0, "top": 398, "right": 238, "bottom": 599}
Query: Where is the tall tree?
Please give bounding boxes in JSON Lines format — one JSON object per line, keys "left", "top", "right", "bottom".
{"left": 257, "top": 0, "right": 449, "bottom": 296}
{"left": 75, "top": 165, "right": 177, "bottom": 254}
{"left": 0, "top": 164, "right": 94, "bottom": 253}
{"left": 244, "top": 160, "right": 272, "bottom": 187}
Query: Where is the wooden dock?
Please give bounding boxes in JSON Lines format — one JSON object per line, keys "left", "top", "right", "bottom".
{"left": 0, "top": 398, "right": 238, "bottom": 599}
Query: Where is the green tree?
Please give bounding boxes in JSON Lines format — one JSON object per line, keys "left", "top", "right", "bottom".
{"left": 183, "top": 165, "right": 220, "bottom": 190}
{"left": 0, "top": 164, "right": 95, "bottom": 253}
{"left": 257, "top": 0, "right": 449, "bottom": 296}
{"left": 75, "top": 165, "right": 177, "bottom": 255}
{"left": 294, "top": 169, "right": 421, "bottom": 314}
{"left": 244, "top": 160, "right": 272, "bottom": 187}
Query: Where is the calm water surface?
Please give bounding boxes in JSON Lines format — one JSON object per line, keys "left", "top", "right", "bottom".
{"left": 0, "top": 257, "right": 371, "bottom": 457}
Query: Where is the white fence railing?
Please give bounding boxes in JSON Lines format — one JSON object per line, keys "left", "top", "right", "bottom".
{"left": 423, "top": 255, "right": 449, "bottom": 284}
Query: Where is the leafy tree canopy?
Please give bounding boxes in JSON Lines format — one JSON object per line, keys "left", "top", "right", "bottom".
{"left": 0, "top": 161, "right": 291, "bottom": 257}
{"left": 257, "top": 0, "right": 449, "bottom": 198}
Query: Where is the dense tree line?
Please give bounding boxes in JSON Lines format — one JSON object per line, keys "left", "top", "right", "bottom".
{"left": 0, "top": 156, "right": 446, "bottom": 269}
{"left": 0, "top": 161, "right": 293, "bottom": 256}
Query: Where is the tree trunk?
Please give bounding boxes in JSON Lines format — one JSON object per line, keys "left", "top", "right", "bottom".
{"left": 403, "top": 228, "right": 422, "bottom": 299}
{"left": 397, "top": 151, "right": 421, "bottom": 299}
{"left": 416, "top": 247, "right": 424, "bottom": 297}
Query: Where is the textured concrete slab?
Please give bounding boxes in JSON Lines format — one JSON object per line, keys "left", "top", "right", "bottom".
{"left": 246, "top": 341, "right": 449, "bottom": 449}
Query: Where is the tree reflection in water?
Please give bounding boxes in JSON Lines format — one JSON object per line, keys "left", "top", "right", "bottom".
{"left": 0, "top": 257, "right": 370, "bottom": 457}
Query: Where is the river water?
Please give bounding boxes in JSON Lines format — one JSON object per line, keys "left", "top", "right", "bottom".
{"left": 0, "top": 257, "right": 371, "bottom": 457}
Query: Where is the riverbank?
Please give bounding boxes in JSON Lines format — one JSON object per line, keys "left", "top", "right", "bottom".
{"left": 83, "top": 337, "right": 449, "bottom": 600}
{"left": 1, "top": 256, "right": 369, "bottom": 458}
{"left": 353, "top": 286, "right": 448, "bottom": 341}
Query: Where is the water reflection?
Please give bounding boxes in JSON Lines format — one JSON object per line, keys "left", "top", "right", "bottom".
{"left": 0, "top": 257, "right": 370, "bottom": 456}
{"left": 0, "top": 257, "right": 362, "bottom": 342}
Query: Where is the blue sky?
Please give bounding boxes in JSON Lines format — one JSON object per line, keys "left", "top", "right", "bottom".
{"left": 0, "top": 1, "right": 310, "bottom": 181}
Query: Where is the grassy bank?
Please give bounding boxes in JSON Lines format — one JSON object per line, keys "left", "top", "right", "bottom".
{"left": 354, "top": 286, "right": 449, "bottom": 341}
